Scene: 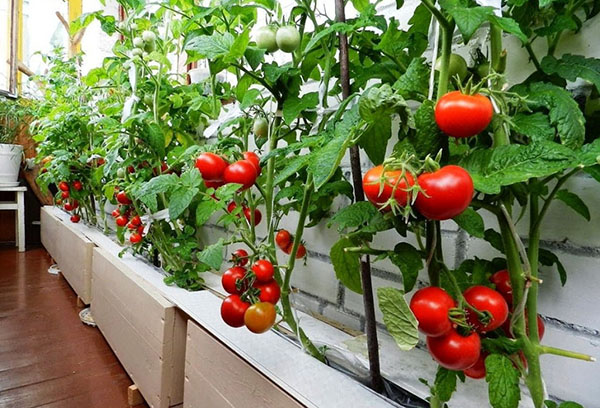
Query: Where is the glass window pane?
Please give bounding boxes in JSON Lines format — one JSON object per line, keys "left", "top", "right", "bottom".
{"left": 0, "top": 0, "right": 11, "bottom": 93}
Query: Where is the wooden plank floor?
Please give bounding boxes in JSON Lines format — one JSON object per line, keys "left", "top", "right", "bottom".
{"left": 0, "top": 246, "right": 148, "bottom": 408}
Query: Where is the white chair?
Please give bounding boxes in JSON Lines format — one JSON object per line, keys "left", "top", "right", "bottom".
{"left": 0, "top": 186, "right": 26, "bottom": 251}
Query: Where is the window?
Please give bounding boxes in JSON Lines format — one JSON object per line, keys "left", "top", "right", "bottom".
{"left": 0, "top": 0, "right": 17, "bottom": 96}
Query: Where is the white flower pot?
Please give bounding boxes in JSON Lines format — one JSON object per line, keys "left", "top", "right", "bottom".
{"left": 0, "top": 143, "right": 23, "bottom": 186}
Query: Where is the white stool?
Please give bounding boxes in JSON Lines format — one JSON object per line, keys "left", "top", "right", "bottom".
{"left": 0, "top": 186, "right": 26, "bottom": 252}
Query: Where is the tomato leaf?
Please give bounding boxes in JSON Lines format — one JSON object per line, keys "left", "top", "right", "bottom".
{"left": 434, "top": 367, "right": 458, "bottom": 403}
{"left": 453, "top": 208, "right": 485, "bottom": 238}
{"left": 197, "top": 238, "right": 224, "bottom": 270}
{"left": 330, "top": 237, "right": 363, "bottom": 294}
{"left": 169, "top": 187, "right": 198, "bottom": 219}
{"left": 578, "top": 139, "right": 600, "bottom": 166}
{"left": 195, "top": 199, "right": 221, "bottom": 227}
{"left": 282, "top": 92, "right": 319, "bottom": 125}
{"left": 460, "top": 141, "right": 576, "bottom": 194}
{"left": 274, "top": 155, "right": 310, "bottom": 185}
{"left": 240, "top": 88, "right": 262, "bottom": 110}
{"left": 511, "top": 112, "right": 555, "bottom": 143}
{"left": 388, "top": 243, "right": 423, "bottom": 292}
{"left": 541, "top": 54, "right": 600, "bottom": 93}
{"left": 407, "top": 100, "right": 446, "bottom": 158}
{"left": 393, "top": 57, "right": 430, "bottom": 100}
{"left": 484, "top": 229, "right": 505, "bottom": 253}
{"left": 143, "top": 122, "right": 166, "bottom": 158}
{"left": 327, "top": 202, "right": 379, "bottom": 232}
{"left": 514, "top": 82, "right": 585, "bottom": 149}
{"left": 185, "top": 32, "right": 234, "bottom": 60}
{"left": 555, "top": 189, "right": 590, "bottom": 221}
{"left": 309, "top": 106, "right": 361, "bottom": 190}
{"left": 377, "top": 287, "right": 419, "bottom": 351}
{"left": 485, "top": 354, "right": 521, "bottom": 408}
{"left": 538, "top": 248, "right": 568, "bottom": 285}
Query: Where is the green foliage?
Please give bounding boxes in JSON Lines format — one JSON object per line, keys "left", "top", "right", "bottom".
{"left": 330, "top": 237, "right": 363, "bottom": 294}
{"left": 485, "top": 354, "right": 521, "bottom": 408}
{"left": 377, "top": 287, "right": 419, "bottom": 351}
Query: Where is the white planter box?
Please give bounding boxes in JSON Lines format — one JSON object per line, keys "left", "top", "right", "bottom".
{"left": 184, "top": 320, "right": 305, "bottom": 408}
{"left": 91, "top": 247, "right": 186, "bottom": 408}
{"left": 40, "top": 206, "right": 93, "bottom": 305}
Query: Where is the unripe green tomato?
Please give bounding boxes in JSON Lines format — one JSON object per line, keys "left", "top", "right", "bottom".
{"left": 476, "top": 62, "right": 490, "bottom": 79}
{"left": 435, "top": 53, "right": 468, "bottom": 82}
{"left": 276, "top": 26, "right": 300, "bottom": 53}
{"left": 116, "top": 168, "right": 125, "bottom": 178}
{"left": 131, "top": 47, "right": 143, "bottom": 57}
{"left": 142, "top": 30, "right": 157, "bottom": 43}
{"left": 255, "top": 26, "right": 278, "bottom": 52}
{"left": 133, "top": 37, "right": 144, "bottom": 48}
{"left": 144, "top": 41, "right": 156, "bottom": 53}
{"left": 253, "top": 117, "right": 268, "bottom": 138}
{"left": 142, "top": 51, "right": 150, "bottom": 59}
{"left": 143, "top": 94, "right": 153, "bottom": 105}
{"left": 130, "top": 22, "right": 138, "bottom": 30}
{"left": 117, "top": 22, "right": 126, "bottom": 31}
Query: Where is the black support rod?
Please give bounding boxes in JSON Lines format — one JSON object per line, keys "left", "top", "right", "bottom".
{"left": 334, "top": 0, "right": 384, "bottom": 393}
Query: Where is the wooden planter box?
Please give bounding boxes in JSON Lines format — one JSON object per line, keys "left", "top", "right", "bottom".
{"left": 91, "top": 247, "right": 186, "bottom": 408}
{"left": 40, "top": 206, "right": 93, "bottom": 305}
{"left": 184, "top": 320, "right": 305, "bottom": 408}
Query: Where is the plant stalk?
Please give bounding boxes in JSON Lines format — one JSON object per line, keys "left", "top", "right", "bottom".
{"left": 335, "top": 0, "right": 384, "bottom": 393}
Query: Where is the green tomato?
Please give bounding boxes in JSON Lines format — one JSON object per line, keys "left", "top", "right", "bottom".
{"left": 142, "top": 30, "right": 156, "bottom": 43}
{"left": 133, "top": 37, "right": 144, "bottom": 48}
{"left": 116, "top": 168, "right": 125, "bottom": 178}
{"left": 253, "top": 117, "right": 268, "bottom": 138}
{"left": 130, "top": 22, "right": 138, "bottom": 30}
{"left": 131, "top": 47, "right": 144, "bottom": 57}
{"left": 476, "top": 62, "right": 490, "bottom": 79}
{"left": 144, "top": 41, "right": 156, "bottom": 53}
{"left": 275, "top": 26, "right": 300, "bottom": 53}
{"left": 435, "top": 53, "right": 468, "bottom": 82}
{"left": 143, "top": 94, "right": 153, "bottom": 105}
{"left": 255, "top": 26, "right": 278, "bottom": 52}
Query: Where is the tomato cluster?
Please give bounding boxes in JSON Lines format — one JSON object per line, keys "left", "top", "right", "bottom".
{"left": 58, "top": 180, "right": 82, "bottom": 223}
{"left": 410, "top": 284, "right": 510, "bottom": 376}
{"left": 220, "top": 255, "right": 280, "bottom": 334}
{"left": 363, "top": 164, "right": 473, "bottom": 220}
{"left": 254, "top": 25, "right": 300, "bottom": 54}
{"left": 227, "top": 201, "right": 262, "bottom": 226}
{"left": 111, "top": 189, "right": 145, "bottom": 244}
{"left": 275, "top": 229, "right": 306, "bottom": 258}
{"left": 195, "top": 151, "right": 261, "bottom": 191}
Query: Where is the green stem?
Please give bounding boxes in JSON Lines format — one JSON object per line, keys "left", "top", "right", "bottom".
{"left": 344, "top": 246, "right": 387, "bottom": 255}
{"left": 532, "top": 168, "right": 581, "bottom": 233}
{"left": 524, "top": 43, "right": 542, "bottom": 72}
{"left": 264, "top": 113, "right": 281, "bottom": 270}
{"left": 527, "top": 183, "right": 541, "bottom": 344}
{"left": 539, "top": 345, "right": 596, "bottom": 361}
{"left": 436, "top": 22, "right": 454, "bottom": 100}
{"left": 420, "top": 0, "right": 451, "bottom": 31}
{"left": 426, "top": 221, "right": 441, "bottom": 287}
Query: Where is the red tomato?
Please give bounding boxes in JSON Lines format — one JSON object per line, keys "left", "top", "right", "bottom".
{"left": 204, "top": 179, "right": 224, "bottom": 189}
{"left": 116, "top": 190, "right": 132, "bottom": 205}
{"left": 243, "top": 206, "right": 262, "bottom": 226}
{"left": 463, "top": 352, "right": 488, "bottom": 379}
{"left": 231, "top": 249, "right": 249, "bottom": 266}
{"left": 410, "top": 287, "right": 455, "bottom": 337}
{"left": 362, "top": 165, "right": 415, "bottom": 211}
{"left": 58, "top": 181, "right": 69, "bottom": 191}
{"left": 116, "top": 215, "right": 129, "bottom": 227}
{"left": 127, "top": 221, "right": 138, "bottom": 230}
{"left": 284, "top": 243, "right": 306, "bottom": 259}
{"left": 243, "top": 152, "right": 261, "bottom": 175}
{"left": 71, "top": 200, "right": 79, "bottom": 210}
{"left": 137, "top": 225, "right": 145, "bottom": 235}
{"left": 244, "top": 302, "right": 276, "bottom": 334}
{"left": 503, "top": 313, "right": 545, "bottom": 340}
{"left": 72, "top": 180, "right": 82, "bottom": 191}
{"left": 70, "top": 215, "right": 80, "bottom": 223}
{"left": 415, "top": 165, "right": 474, "bottom": 220}
{"left": 254, "top": 280, "right": 281, "bottom": 304}
{"left": 251, "top": 260, "right": 274, "bottom": 283}
{"left": 463, "top": 285, "right": 509, "bottom": 332}
{"left": 435, "top": 91, "right": 493, "bottom": 138}
{"left": 111, "top": 209, "right": 120, "bottom": 218}
{"left": 61, "top": 191, "right": 69, "bottom": 199}
{"left": 490, "top": 269, "right": 513, "bottom": 305}
{"left": 130, "top": 233, "right": 142, "bottom": 244}
{"left": 130, "top": 215, "right": 142, "bottom": 227}
{"left": 222, "top": 266, "right": 247, "bottom": 294}
{"left": 275, "top": 230, "right": 292, "bottom": 249}
{"left": 223, "top": 160, "right": 258, "bottom": 190}
{"left": 127, "top": 165, "right": 135, "bottom": 174}
{"left": 64, "top": 202, "right": 74, "bottom": 211}
{"left": 427, "top": 329, "right": 481, "bottom": 370}
{"left": 195, "top": 152, "right": 228, "bottom": 181}
{"left": 221, "top": 295, "right": 250, "bottom": 328}
{"left": 227, "top": 201, "right": 238, "bottom": 214}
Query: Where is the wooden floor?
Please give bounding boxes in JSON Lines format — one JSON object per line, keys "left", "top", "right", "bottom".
{"left": 0, "top": 246, "right": 148, "bottom": 408}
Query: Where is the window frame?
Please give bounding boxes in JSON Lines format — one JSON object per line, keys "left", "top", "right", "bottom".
{"left": 1, "top": 0, "right": 18, "bottom": 97}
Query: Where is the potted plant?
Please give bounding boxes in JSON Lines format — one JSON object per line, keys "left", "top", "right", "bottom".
{"left": 0, "top": 96, "right": 29, "bottom": 186}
